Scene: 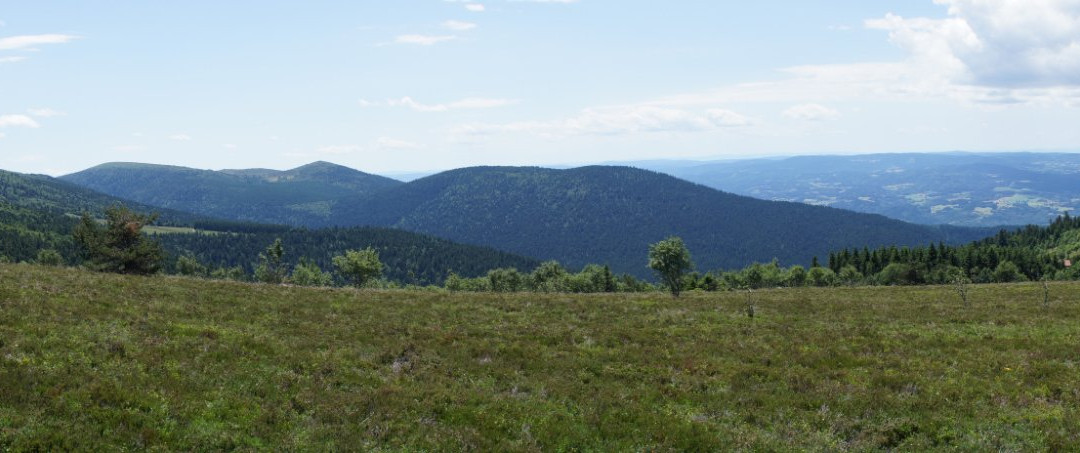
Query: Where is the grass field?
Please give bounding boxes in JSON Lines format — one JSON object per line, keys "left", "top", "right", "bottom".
{"left": 2, "top": 263, "right": 1079, "bottom": 450}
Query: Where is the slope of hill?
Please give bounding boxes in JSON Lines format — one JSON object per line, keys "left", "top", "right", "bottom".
{"left": 157, "top": 227, "right": 540, "bottom": 285}
{"left": 635, "top": 152, "right": 1080, "bottom": 227}
{"left": 59, "top": 162, "right": 998, "bottom": 276}
{"left": 1, "top": 169, "right": 211, "bottom": 263}
{"left": 61, "top": 161, "right": 403, "bottom": 225}
{"left": 328, "top": 166, "right": 996, "bottom": 275}
{"left": 1, "top": 169, "right": 538, "bottom": 282}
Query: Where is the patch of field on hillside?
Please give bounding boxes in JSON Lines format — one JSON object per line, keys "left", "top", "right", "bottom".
{"left": 1, "top": 264, "right": 1078, "bottom": 450}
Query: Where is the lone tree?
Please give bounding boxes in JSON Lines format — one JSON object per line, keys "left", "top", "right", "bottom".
{"left": 254, "top": 238, "right": 288, "bottom": 284}
{"left": 73, "top": 204, "right": 164, "bottom": 275}
{"left": 333, "top": 247, "right": 383, "bottom": 288}
{"left": 648, "top": 236, "right": 693, "bottom": 297}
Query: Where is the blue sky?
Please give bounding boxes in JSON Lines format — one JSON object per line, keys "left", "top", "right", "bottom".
{"left": 2, "top": 0, "right": 1080, "bottom": 176}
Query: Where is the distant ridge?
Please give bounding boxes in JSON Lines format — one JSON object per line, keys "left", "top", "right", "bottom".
{"left": 60, "top": 162, "right": 999, "bottom": 276}
{"left": 1, "top": 168, "right": 538, "bottom": 282}
{"left": 627, "top": 152, "right": 1080, "bottom": 227}
{"left": 62, "top": 161, "right": 403, "bottom": 226}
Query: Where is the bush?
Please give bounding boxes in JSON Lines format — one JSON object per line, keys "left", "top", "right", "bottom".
{"left": 333, "top": 248, "right": 384, "bottom": 288}
{"left": 36, "top": 249, "right": 64, "bottom": 267}
{"left": 993, "top": 261, "right": 1026, "bottom": 283}
{"left": 176, "top": 255, "right": 207, "bottom": 277}
{"left": 876, "top": 263, "right": 918, "bottom": 286}
{"left": 807, "top": 267, "right": 836, "bottom": 287}
{"left": 487, "top": 268, "right": 525, "bottom": 292}
{"left": 291, "top": 258, "right": 333, "bottom": 287}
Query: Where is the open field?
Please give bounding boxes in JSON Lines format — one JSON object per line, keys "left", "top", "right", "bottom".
{"left": 2, "top": 263, "right": 1079, "bottom": 450}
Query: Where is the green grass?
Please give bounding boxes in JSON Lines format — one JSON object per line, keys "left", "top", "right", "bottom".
{"left": 2, "top": 263, "right": 1079, "bottom": 450}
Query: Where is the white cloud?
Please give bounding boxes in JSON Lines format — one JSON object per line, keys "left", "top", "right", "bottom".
{"left": 783, "top": 104, "right": 840, "bottom": 121}
{"left": 867, "top": 0, "right": 1080, "bottom": 88}
{"left": 0, "top": 114, "right": 40, "bottom": 128}
{"left": 222, "top": 144, "right": 238, "bottom": 149}
{"left": 0, "top": 34, "right": 79, "bottom": 50}
{"left": 455, "top": 105, "right": 752, "bottom": 138}
{"left": 362, "top": 96, "right": 516, "bottom": 112}
{"left": 0, "top": 56, "right": 25, "bottom": 63}
{"left": 395, "top": 34, "right": 457, "bottom": 45}
{"left": 0, "top": 132, "right": 6, "bottom": 139}
{"left": 27, "top": 108, "right": 65, "bottom": 117}
{"left": 169, "top": 134, "right": 192, "bottom": 141}
{"left": 443, "top": 20, "right": 477, "bottom": 31}
{"left": 705, "top": 109, "right": 752, "bottom": 127}
{"left": 465, "top": 4, "right": 486, "bottom": 12}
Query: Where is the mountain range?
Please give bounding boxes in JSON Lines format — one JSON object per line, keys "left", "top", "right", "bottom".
{"left": 62, "top": 161, "right": 401, "bottom": 226}
{"left": 61, "top": 162, "right": 998, "bottom": 276}
{"left": 629, "top": 152, "right": 1080, "bottom": 227}
{"left": 0, "top": 169, "right": 536, "bottom": 282}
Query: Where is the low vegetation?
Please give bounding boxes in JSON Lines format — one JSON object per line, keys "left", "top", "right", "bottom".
{"left": 2, "top": 263, "right": 1079, "bottom": 450}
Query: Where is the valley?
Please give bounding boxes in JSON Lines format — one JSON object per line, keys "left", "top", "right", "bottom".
{"left": 633, "top": 152, "right": 1080, "bottom": 227}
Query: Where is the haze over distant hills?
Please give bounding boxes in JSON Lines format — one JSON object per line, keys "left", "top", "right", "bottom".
{"left": 61, "top": 161, "right": 997, "bottom": 276}
{"left": 627, "top": 152, "right": 1080, "bottom": 228}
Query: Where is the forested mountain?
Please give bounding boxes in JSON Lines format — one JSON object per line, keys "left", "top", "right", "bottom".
{"left": 326, "top": 166, "right": 995, "bottom": 276}
{"left": 0, "top": 169, "right": 538, "bottom": 282}
{"left": 62, "top": 161, "right": 402, "bottom": 225}
{"left": 631, "top": 152, "right": 1080, "bottom": 227}
{"left": 59, "top": 162, "right": 999, "bottom": 276}
{"left": 0, "top": 169, "right": 211, "bottom": 263}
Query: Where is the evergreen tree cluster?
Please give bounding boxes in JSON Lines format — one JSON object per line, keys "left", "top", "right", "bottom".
{"left": 826, "top": 214, "right": 1080, "bottom": 285}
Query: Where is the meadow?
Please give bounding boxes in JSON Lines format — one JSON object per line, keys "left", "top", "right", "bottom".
{"left": 2, "top": 263, "right": 1078, "bottom": 450}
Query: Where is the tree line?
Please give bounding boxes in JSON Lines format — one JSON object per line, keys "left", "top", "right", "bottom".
{"left": 9, "top": 204, "right": 1079, "bottom": 296}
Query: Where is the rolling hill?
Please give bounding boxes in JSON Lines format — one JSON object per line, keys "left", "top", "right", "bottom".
{"left": 632, "top": 152, "right": 1080, "bottom": 227}
{"left": 1, "top": 169, "right": 537, "bottom": 282}
{"left": 62, "top": 161, "right": 403, "bottom": 226}
{"left": 326, "top": 166, "right": 996, "bottom": 275}
{"left": 60, "top": 162, "right": 998, "bottom": 276}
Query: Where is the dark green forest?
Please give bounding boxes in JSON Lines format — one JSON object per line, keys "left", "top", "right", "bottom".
{"left": 156, "top": 227, "right": 539, "bottom": 285}
{"left": 61, "top": 163, "right": 999, "bottom": 277}
{"left": 62, "top": 161, "right": 401, "bottom": 225}
{"left": 0, "top": 169, "right": 537, "bottom": 284}
{"left": 825, "top": 214, "right": 1080, "bottom": 285}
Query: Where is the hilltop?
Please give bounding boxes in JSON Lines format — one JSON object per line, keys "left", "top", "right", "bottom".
{"left": 1, "top": 169, "right": 537, "bottom": 283}
{"left": 60, "top": 163, "right": 997, "bottom": 276}
{"left": 62, "top": 161, "right": 402, "bottom": 226}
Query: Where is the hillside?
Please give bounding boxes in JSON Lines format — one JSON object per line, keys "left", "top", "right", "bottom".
{"left": 60, "top": 163, "right": 997, "bottom": 276}
{"left": 0, "top": 169, "right": 538, "bottom": 282}
{"left": 0, "top": 169, "right": 211, "bottom": 263}
{"left": 328, "top": 166, "right": 995, "bottom": 275}
{"left": 62, "top": 161, "right": 402, "bottom": 225}
{"left": 3, "top": 263, "right": 1078, "bottom": 450}
{"left": 157, "top": 227, "right": 539, "bottom": 285}
{"left": 636, "top": 152, "right": 1080, "bottom": 227}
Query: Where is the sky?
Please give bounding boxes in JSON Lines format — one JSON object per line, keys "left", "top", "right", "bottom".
{"left": 2, "top": 0, "right": 1080, "bottom": 176}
